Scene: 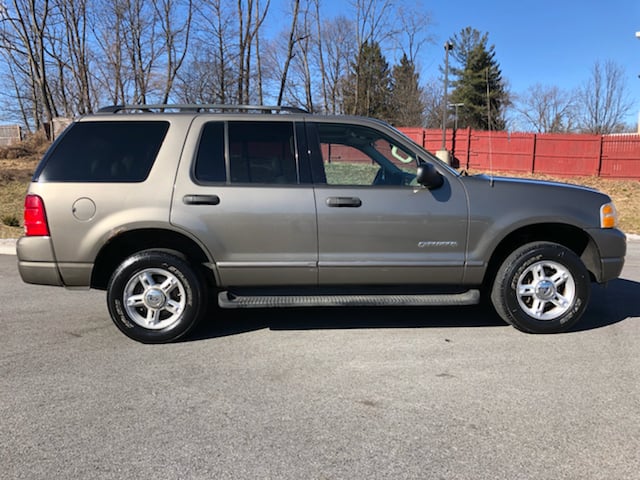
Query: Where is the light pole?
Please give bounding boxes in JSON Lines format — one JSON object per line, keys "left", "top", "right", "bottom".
{"left": 637, "top": 32, "right": 640, "bottom": 132}
{"left": 437, "top": 41, "right": 454, "bottom": 164}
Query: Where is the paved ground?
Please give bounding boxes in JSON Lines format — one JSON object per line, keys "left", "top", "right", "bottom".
{"left": 1, "top": 241, "right": 639, "bottom": 479}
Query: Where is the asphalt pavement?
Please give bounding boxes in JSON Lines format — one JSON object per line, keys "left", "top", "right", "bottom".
{"left": 1, "top": 240, "right": 639, "bottom": 479}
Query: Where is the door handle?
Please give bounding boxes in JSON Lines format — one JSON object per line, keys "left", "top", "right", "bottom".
{"left": 183, "top": 194, "right": 220, "bottom": 205}
{"left": 326, "top": 196, "right": 362, "bottom": 208}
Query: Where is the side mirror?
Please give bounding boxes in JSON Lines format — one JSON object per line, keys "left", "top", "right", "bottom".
{"left": 416, "top": 162, "right": 444, "bottom": 190}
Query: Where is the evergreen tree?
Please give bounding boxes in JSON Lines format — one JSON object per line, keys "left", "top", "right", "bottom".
{"left": 448, "top": 27, "right": 508, "bottom": 130}
{"left": 342, "top": 41, "right": 393, "bottom": 120}
{"left": 389, "top": 54, "right": 425, "bottom": 127}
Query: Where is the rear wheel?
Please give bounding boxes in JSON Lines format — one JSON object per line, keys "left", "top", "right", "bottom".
{"left": 490, "top": 242, "right": 591, "bottom": 333}
{"left": 107, "top": 251, "right": 206, "bottom": 343}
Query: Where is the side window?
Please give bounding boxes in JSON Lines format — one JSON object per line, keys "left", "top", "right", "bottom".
{"left": 194, "top": 122, "right": 226, "bottom": 183}
{"left": 229, "top": 121, "right": 298, "bottom": 184}
{"left": 316, "top": 123, "right": 417, "bottom": 187}
{"left": 38, "top": 121, "right": 169, "bottom": 182}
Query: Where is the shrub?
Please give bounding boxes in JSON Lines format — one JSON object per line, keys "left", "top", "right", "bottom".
{"left": 1, "top": 214, "right": 20, "bottom": 227}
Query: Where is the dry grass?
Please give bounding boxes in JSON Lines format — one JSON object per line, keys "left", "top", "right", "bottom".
{"left": 0, "top": 134, "right": 47, "bottom": 239}
{"left": 1, "top": 138, "right": 639, "bottom": 238}
{"left": 0, "top": 180, "right": 29, "bottom": 238}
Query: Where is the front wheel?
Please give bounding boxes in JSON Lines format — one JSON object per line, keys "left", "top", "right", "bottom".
{"left": 490, "top": 242, "right": 591, "bottom": 333}
{"left": 107, "top": 251, "right": 206, "bottom": 343}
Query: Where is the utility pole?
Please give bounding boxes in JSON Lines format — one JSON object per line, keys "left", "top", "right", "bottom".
{"left": 436, "top": 41, "right": 454, "bottom": 165}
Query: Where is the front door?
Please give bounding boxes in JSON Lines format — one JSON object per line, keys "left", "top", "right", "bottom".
{"left": 309, "top": 122, "right": 468, "bottom": 285}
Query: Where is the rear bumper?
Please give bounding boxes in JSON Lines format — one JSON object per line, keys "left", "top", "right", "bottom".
{"left": 16, "top": 236, "right": 63, "bottom": 286}
{"left": 18, "top": 260, "right": 64, "bottom": 286}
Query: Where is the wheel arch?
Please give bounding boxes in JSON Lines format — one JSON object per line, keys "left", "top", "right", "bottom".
{"left": 482, "top": 223, "right": 600, "bottom": 289}
{"left": 91, "top": 228, "right": 216, "bottom": 290}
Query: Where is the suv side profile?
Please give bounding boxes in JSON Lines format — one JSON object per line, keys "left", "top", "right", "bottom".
{"left": 17, "top": 105, "right": 627, "bottom": 343}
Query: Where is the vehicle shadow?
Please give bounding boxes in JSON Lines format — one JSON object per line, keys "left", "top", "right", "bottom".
{"left": 187, "top": 278, "right": 640, "bottom": 341}
{"left": 188, "top": 304, "right": 506, "bottom": 341}
{"left": 570, "top": 278, "right": 640, "bottom": 332}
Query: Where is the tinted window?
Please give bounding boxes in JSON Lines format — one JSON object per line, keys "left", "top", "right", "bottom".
{"left": 38, "top": 121, "right": 169, "bottom": 182}
{"left": 194, "top": 122, "right": 226, "bottom": 183}
{"left": 228, "top": 122, "right": 297, "bottom": 184}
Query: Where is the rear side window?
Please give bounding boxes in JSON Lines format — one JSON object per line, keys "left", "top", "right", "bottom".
{"left": 229, "top": 122, "right": 297, "bottom": 184}
{"left": 194, "top": 121, "right": 298, "bottom": 185}
{"left": 194, "top": 122, "right": 226, "bottom": 183}
{"left": 37, "top": 121, "right": 169, "bottom": 182}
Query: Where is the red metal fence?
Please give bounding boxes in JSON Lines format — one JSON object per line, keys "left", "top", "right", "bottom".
{"left": 398, "top": 128, "right": 640, "bottom": 180}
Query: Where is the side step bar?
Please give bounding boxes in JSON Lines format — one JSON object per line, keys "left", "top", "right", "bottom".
{"left": 218, "top": 290, "right": 480, "bottom": 309}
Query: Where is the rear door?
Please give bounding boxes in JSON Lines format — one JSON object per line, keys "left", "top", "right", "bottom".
{"left": 308, "top": 121, "right": 469, "bottom": 285}
{"left": 171, "top": 118, "right": 318, "bottom": 286}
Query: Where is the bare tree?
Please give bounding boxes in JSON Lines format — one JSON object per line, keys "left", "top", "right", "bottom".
{"left": 295, "top": 10, "right": 314, "bottom": 111}
{"left": 125, "top": 0, "right": 160, "bottom": 104}
{"left": 47, "top": 0, "right": 93, "bottom": 115}
{"left": 0, "top": 0, "right": 58, "bottom": 133}
{"left": 254, "top": 0, "right": 265, "bottom": 104}
{"left": 515, "top": 84, "right": 576, "bottom": 133}
{"left": 312, "top": 0, "right": 328, "bottom": 112}
{"left": 236, "top": 0, "right": 270, "bottom": 104}
{"left": 154, "top": 0, "right": 192, "bottom": 104}
{"left": 212, "top": 0, "right": 233, "bottom": 103}
{"left": 276, "top": 0, "right": 302, "bottom": 106}
{"left": 577, "top": 60, "right": 633, "bottom": 134}
{"left": 0, "top": 0, "right": 448, "bottom": 127}
{"left": 284, "top": 2, "right": 315, "bottom": 111}
{"left": 0, "top": 49, "right": 32, "bottom": 126}
{"left": 320, "top": 15, "right": 355, "bottom": 113}
{"left": 421, "top": 77, "right": 443, "bottom": 129}
{"left": 92, "top": 0, "right": 156, "bottom": 105}
{"left": 395, "top": 5, "right": 433, "bottom": 65}
{"left": 351, "top": 0, "right": 396, "bottom": 47}
{"left": 92, "top": 1, "right": 127, "bottom": 105}
{"left": 178, "top": 0, "right": 235, "bottom": 103}
{"left": 267, "top": 0, "right": 324, "bottom": 111}
{"left": 349, "top": 0, "right": 397, "bottom": 113}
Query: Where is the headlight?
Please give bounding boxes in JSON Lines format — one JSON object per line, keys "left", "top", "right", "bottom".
{"left": 600, "top": 202, "right": 618, "bottom": 229}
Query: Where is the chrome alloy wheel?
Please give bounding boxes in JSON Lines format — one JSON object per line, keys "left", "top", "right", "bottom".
{"left": 516, "top": 260, "right": 576, "bottom": 321}
{"left": 123, "top": 268, "right": 187, "bottom": 330}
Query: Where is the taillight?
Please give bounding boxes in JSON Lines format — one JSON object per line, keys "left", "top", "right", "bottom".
{"left": 24, "top": 194, "right": 50, "bottom": 236}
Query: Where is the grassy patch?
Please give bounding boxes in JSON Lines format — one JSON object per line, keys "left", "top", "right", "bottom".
{"left": 324, "top": 162, "right": 379, "bottom": 185}
{"left": 0, "top": 135, "right": 45, "bottom": 239}
{"left": 0, "top": 180, "right": 28, "bottom": 238}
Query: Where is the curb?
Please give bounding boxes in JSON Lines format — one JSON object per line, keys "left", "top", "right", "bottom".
{"left": 2, "top": 234, "right": 640, "bottom": 257}
{"left": 0, "top": 239, "right": 18, "bottom": 256}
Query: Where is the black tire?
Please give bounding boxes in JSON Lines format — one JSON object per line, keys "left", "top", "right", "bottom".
{"left": 490, "top": 242, "right": 591, "bottom": 333}
{"left": 107, "top": 251, "right": 206, "bottom": 343}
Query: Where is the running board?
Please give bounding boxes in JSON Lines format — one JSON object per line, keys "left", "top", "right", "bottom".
{"left": 218, "top": 290, "right": 480, "bottom": 309}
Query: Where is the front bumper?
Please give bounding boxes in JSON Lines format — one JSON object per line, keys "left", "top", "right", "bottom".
{"left": 586, "top": 228, "right": 626, "bottom": 283}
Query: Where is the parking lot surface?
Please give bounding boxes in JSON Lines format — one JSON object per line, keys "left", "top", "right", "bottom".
{"left": 1, "top": 241, "right": 639, "bottom": 479}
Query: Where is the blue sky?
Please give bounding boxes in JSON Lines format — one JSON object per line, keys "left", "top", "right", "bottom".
{"left": 421, "top": 0, "right": 640, "bottom": 126}
{"left": 315, "top": 0, "right": 640, "bottom": 127}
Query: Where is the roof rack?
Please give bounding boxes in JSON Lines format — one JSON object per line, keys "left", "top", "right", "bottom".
{"left": 97, "top": 104, "right": 309, "bottom": 114}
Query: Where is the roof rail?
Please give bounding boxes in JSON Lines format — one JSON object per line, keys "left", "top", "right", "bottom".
{"left": 97, "top": 104, "right": 309, "bottom": 114}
